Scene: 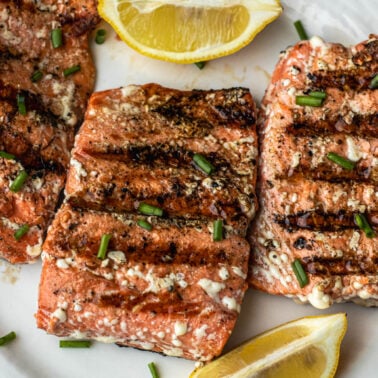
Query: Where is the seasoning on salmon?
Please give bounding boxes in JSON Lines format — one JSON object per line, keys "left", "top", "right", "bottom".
{"left": 0, "top": 0, "right": 100, "bottom": 263}
{"left": 248, "top": 35, "right": 378, "bottom": 308}
{"left": 36, "top": 84, "right": 258, "bottom": 361}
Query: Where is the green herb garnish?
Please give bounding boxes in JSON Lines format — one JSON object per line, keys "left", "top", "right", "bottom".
{"left": 97, "top": 234, "right": 112, "bottom": 260}
{"left": 0, "top": 331, "right": 16, "bottom": 346}
{"left": 138, "top": 203, "right": 163, "bottom": 217}
{"left": 137, "top": 219, "right": 153, "bottom": 231}
{"left": 63, "top": 65, "right": 81, "bottom": 77}
{"left": 294, "top": 20, "right": 308, "bottom": 40}
{"left": 51, "top": 28, "right": 63, "bottom": 48}
{"left": 213, "top": 219, "right": 223, "bottom": 242}
{"left": 10, "top": 170, "right": 28, "bottom": 192}
{"left": 291, "top": 259, "right": 309, "bottom": 288}
{"left": 327, "top": 152, "right": 356, "bottom": 171}
{"left": 14, "top": 224, "right": 30, "bottom": 241}
{"left": 354, "top": 213, "right": 375, "bottom": 238}
{"left": 193, "top": 153, "right": 215, "bottom": 175}
{"left": 59, "top": 340, "right": 92, "bottom": 348}
{"left": 95, "top": 29, "right": 107, "bottom": 44}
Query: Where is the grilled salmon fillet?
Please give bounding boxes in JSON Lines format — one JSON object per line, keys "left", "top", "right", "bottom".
{"left": 248, "top": 35, "right": 378, "bottom": 308}
{"left": 0, "top": 0, "right": 99, "bottom": 263}
{"left": 37, "top": 83, "right": 258, "bottom": 361}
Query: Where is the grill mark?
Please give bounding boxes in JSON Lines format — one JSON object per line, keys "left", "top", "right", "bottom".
{"left": 150, "top": 87, "right": 255, "bottom": 131}
{"left": 49, "top": 206, "right": 247, "bottom": 265}
{"left": 55, "top": 234, "right": 242, "bottom": 267}
{"left": 95, "top": 292, "right": 203, "bottom": 314}
{"left": 67, "top": 188, "right": 249, "bottom": 232}
{"left": 277, "top": 164, "right": 376, "bottom": 184}
{"left": 352, "top": 38, "right": 378, "bottom": 66}
{"left": 82, "top": 142, "right": 236, "bottom": 173}
{"left": 306, "top": 69, "right": 375, "bottom": 91}
{"left": 0, "top": 48, "right": 23, "bottom": 62}
{"left": 151, "top": 103, "right": 214, "bottom": 137}
{"left": 0, "top": 82, "right": 70, "bottom": 170}
{"left": 0, "top": 81, "right": 68, "bottom": 128}
{"left": 302, "top": 257, "right": 378, "bottom": 275}
{"left": 59, "top": 10, "right": 101, "bottom": 37}
{"left": 274, "top": 210, "right": 378, "bottom": 232}
{"left": 0, "top": 126, "right": 66, "bottom": 172}
{"left": 289, "top": 113, "right": 378, "bottom": 137}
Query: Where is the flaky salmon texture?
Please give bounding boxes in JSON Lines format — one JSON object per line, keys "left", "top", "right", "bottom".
{"left": 0, "top": 0, "right": 99, "bottom": 263}
{"left": 36, "top": 84, "right": 258, "bottom": 361}
{"left": 248, "top": 35, "right": 378, "bottom": 308}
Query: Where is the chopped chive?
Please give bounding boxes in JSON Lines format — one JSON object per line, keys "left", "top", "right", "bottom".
{"left": 0, "top": 151, "right": 15, "bottom": 159}
{"left": 213, "top": 219, "right": 223, "bottom": 242}
{"left": 148, "top": 362, "right": 160, "bottom": 378}
{"left": 327, "top": 152, "right": 356, "bottom": 171}
{"left": 291, "top": 259, "right": 309, "bottom": 288}
{"left": 97, "top": 233, "right": 111, "bottom": 260}
{"left": 194, "top": 61, "right": 206, "bottom": 70}
{"left": 308, "top": 91, "right": 327, "bottom": 99}
{"left": 31, "top": 70, "right": 43, "bottom": 83}
{"left": 354, "top": 213, "right": 375, "bottom": 238}
{"left": 294, "top": 20, "right": 308, "bottom": 40}
{"left": 95, "top": 29, "right": 107, "bottom": 44}
{"left": 14, "top": 224, "right": 30, "bottom": 241}
{"left": 51, "top": 28, "right": 63, "bottom": 48}
{"left": 63, "top": 64, "right": 81, "bottom": 77}
{"left": 138, "top": 203, "right": 163, "bottom": 217}
{"left": 0, "top": 331, "right": 16, "bottom": 346}
{"left": 370, "top": 74, "right": 378, "bottom": 89}
{"left": 193, "top": 153, "right": 215, "bottom": 175}
{"left": 17, "top": 94, "right": 27, "bottom": 115}
{"left": 59, "top": 340, "right": 92, "bottom": 348}
{"left": 295, "top": 95, "right": 324, "bottom": 107}
{"left": 137, "top": 219, "right": 153, "bottom": 231}
{"left": 9, "top": 170, "right": 28, "bottom": 192}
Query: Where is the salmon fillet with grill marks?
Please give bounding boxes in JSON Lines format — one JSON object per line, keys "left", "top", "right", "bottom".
{"left": 37, "top": 83, "right": 258, "bottom": 361}
{"left": 248, "top": 35, "right": 378, "bottom": 308}
{"left": 0, "top": 0, "right": 99, "bottom": 263}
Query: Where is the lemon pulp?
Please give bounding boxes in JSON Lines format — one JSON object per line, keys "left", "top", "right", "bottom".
{"left": 98, "top": 0, "right": 282, "bottom": 63}
{"left": 190, "top": 313, "right": 347, "bottom": 378}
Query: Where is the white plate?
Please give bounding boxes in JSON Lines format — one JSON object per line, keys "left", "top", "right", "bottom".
{"left": 1, "top": 1, "right": 377, "bottom": 377}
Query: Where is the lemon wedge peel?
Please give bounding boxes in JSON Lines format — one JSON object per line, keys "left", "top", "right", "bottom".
{"left": 190, "top": 313, "right": 347, "bottom": 378}
{"left": 98, "top": 0, "right": 283, "bottom": 63}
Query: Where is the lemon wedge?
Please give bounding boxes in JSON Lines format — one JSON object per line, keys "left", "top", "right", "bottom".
{"left": 190, "top": 313, "right": 347, "bottom": 378}
{"left": 98, "top": 0, "right": 282, "bottom": 63}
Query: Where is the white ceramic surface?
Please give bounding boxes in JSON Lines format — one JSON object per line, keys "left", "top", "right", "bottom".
{"left": 1, "top": 1, "right": 377, "bottom": 377}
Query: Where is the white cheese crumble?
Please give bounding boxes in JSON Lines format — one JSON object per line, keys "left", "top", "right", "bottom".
{"left": 26, "top": 238, "right": 43, "bottom": 257}
{"left": 121, "top": 85, "right": 139, "bottom": 97}
{"left": 290, "top": 152, "right": 302, "bottom": 168}
{"left": 309, "top": 36, "right": 329, "bottom": 55}
{"left": 56, "top": 259, "right": 69, "bottom": 269}
{"left": 349, "top": 231, "right": 360, "bottom": 251}
{"left": 108, "top": 251, "right": 127, "bottom": 264}
{"left": 70, "top": 158, "right": 87, "bottom": 181}
{"left": 194, "top": 325, "right": 208, "bottom": 339}
{"left": 218, "top": 267, "right": 230, "bottom": 280}
{"left": 157, "top": 331, "right": 165, "bottom": 339}
{"left": 174, "top": 321, "right": 188, "bottom": 336}
{"left": 198, "top": 278, "right": 225, "bottom": 302}
{"left": 231, "top": 266, "right": 247, "bottom": 279}
{"left": 73, "top": 304, "right": 82, "bottom": 312}
{"left": 346, "top": 137, "right": 365, "bottom": 162}
{"left": 222, "top": 296, "right": 240, "bottom": 312}
{"left": 52, "top": 308, "right": 67, "bottom": 323}
{"left": 307, "top": 285, "right": 331, "bottom": 309}
{"left": 1, "top": 217, "right": 20, "bottom": 230}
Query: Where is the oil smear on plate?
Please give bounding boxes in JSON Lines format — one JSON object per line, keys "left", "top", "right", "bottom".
{"left": 0, "top": 260, "right": 21, "bottom": 284}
